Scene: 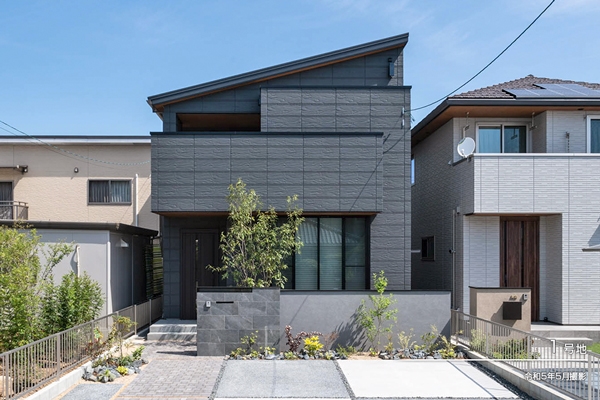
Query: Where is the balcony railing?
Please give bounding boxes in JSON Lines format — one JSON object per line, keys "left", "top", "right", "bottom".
{"left": 0, "top": 201, "right": 28, "bottom": 220}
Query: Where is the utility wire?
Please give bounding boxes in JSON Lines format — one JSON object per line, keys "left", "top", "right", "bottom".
{"left": 383, "top": 0, "right": 556, "bottom": 156}
{"left": 0, "top": 119, "right": 150, "bottom": 166}
{"left": 408, "top": 0, "right": 556, "bottom": 114}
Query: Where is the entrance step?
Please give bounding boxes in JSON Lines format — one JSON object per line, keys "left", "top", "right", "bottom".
{"left": 147, "top": 319, "right": 197, "bottom": 341}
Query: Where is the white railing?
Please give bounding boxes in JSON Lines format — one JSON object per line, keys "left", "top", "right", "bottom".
{"left": 0, "top": 296, "right": 162, "bottom": 399}
{"left": 452, "top": 310, "right": 600, "bottom": 400}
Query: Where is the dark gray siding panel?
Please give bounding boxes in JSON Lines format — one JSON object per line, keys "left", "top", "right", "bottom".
{"left": 152, "top": 132, "right": 383, "bottom": 214}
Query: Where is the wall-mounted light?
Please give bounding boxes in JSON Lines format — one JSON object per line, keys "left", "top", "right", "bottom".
{"left": 118, "top": 238, "right": 129, "bottom": 248}
{"left": 74, "top": 167, "right": 79, "bottom": 173}
{"left": 15, "top": 165, "right": 28, "bottom": 174}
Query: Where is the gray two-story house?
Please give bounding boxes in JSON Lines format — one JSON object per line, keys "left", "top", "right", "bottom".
{"left": 411, "top": 75, "right": 600, "bottom": 325}
{"left": 148, "top": 34, "right": 412, "bottom": 320}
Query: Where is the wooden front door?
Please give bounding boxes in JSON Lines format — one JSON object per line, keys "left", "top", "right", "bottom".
{"left": 500, "top": 217, "right": 539, "bottom": 321}
{"left": 180, "top": 230, "right": 219, "bottom": 320}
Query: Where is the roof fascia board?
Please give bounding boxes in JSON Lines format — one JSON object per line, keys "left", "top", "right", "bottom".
{"left": 0, "top": 220, "right": 158, "bottom": 236}
{"left": 148, "top": 33, "right": 409, "bottom": 109}
{"left": 412, "top": 97, "right": 600, "bottom": 138}
{"left": 0, "top": 136, "right": 150, "bottom": 145}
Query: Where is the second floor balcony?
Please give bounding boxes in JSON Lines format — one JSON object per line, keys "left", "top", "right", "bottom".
{"left": 455, "top": 153, "right": 600, "bottom": 215}
{"left": 0, "top": 201, "right": 29, "bottom": 220}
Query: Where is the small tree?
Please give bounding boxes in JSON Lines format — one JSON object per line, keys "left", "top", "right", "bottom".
{"left": 0, "top": 225, "right": 73, "bottom": 351}
{"left": 208, "top": 178, "right": 304, "bottom": 288}
{"left": 356, "top": 271, "right": 397, "bottom": 353}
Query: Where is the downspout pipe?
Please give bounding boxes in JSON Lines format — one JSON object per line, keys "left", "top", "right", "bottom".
{"left": 134, "top": 174, "right": 139, "bottom": 227}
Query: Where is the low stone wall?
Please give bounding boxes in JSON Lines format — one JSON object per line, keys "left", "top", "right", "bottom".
{"left": 197, "top": 289, "right": 450, "bottom": 355}
{"left": 196, "top": 288, "right": 280, "bottom": 356}
{"left": 280, "top": 290, "right": 451, "bottom": 350}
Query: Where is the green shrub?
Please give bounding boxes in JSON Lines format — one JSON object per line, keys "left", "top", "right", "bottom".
{"left": 303, "top": 335, "right": 323, "bottom": 356}
{"left": 41, "top": 272, "right": 103, "bottom": 335}
{"left": 0, "top": 225, "right": 73, "bottom": 351}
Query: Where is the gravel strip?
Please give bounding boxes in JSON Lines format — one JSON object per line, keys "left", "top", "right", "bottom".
{"left": 471, "top": 361, "right": 539, "bottom": 400}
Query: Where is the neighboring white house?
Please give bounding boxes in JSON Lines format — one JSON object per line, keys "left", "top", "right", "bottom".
{"left": 0, "top": 136, "right": 159, "bottom": 314}
{"left": 411, "top": 75, "right": 600, "bottom": 325}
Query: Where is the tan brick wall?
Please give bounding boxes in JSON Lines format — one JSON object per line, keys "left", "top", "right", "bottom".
{"left": 0, "top": 141, "right": 158, "bottom": 231}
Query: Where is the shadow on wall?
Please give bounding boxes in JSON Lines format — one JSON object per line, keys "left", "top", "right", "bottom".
{"left": 333, "top": 309, "right": 367, "bottom": 349}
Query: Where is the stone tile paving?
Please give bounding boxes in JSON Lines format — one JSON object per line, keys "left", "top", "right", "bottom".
{"left": 117, "top": 341, "right": 224, "bottom": 399}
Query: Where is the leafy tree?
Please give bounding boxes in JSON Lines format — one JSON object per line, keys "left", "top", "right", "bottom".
{"left": 208, "top": 178, "right": 304, "bottom": 288}
{"left": 356, "top": 271, "right": 398, "bottom": 353}
{"left": 0, "top": 225, "right": 73, "bottom": 351}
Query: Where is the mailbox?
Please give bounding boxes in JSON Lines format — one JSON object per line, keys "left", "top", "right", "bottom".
{"left": 503, "top": 301, "right": 522, "bottom": 320}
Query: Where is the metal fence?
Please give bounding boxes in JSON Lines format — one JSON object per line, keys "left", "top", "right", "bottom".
{"left": 451, "top": 310, "right": 600, "bottom": 400}
{"left": 0, "top": 296, "right": 162, "bottom": 399}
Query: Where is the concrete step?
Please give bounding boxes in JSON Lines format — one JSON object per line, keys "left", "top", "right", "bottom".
{"left": 146, "top": 319, "right": 197, "bottom": 341}
{"left": 149, "top": 319, "right": 196, "bottom": 333}
{"left": 146, "top": 332, "right": 197, "bottom": 341}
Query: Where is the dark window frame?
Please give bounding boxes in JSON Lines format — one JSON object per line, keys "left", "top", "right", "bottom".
{"left": 88, "top": 179, "right": 132, "bottom": 205}
{"left": 421, "top": 236, "right": 435, "bottom": 261}
{"left": 284, "top": 216, "right": 370, "bottom": 290}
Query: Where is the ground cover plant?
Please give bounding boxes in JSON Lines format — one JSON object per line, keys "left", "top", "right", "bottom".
{"left": 83, "top": 316, "right": 148, "bottom": 383}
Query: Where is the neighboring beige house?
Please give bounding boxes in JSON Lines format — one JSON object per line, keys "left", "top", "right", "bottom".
{"left": 411, "top": 76, "right": 600, "bottom": 325}
{"left": 0, "top": 135, "right": 157, "bottom": 231}
{"left": 0, "top": 136, "right": 159, "bottom": 314}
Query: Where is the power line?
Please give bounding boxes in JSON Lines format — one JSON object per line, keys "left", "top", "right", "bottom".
{"left": 383, "top": 0, "right": 556, "bottom": 155}
{"left": 0, "top": 119, "right": 150, "bottom": 166}
{"left": 408, "top": 0, "right": 556, "bottom": 114}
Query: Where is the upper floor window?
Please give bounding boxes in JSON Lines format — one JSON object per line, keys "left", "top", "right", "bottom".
{"left": 477, "top": 125, "right": 527, "bottom": 153}
{"left": 89, "top": 180, "right": 131, "bottom": 204}
{"left": 587, "top": 116, "right": 600, "bottom": 153}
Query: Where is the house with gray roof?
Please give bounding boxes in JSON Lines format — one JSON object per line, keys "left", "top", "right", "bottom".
{"left": 148, "top": 34, "right": 412, "bottom": 320}
{"left": 411, "top": 75, "right": 600, "bottom": 325}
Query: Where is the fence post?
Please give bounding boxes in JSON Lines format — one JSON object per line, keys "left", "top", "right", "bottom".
{"left": 485, "top": 323, "right": 489, "bottom": 356}
{"left": 134, "top": 304, "right": 137, "bottom": 335}
{"left": 56, "top": 334, "right": 61, "bottom": 379}
{"left": 3, "top": 353, "right": 8, "bottom": 399}
{"left": 588, "top": 353, "right": 592, "bottom": 400}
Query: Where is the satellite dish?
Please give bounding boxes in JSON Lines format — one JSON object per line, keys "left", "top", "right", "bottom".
{"left": 457, "top": 137, "right": 476, "bottom": 158}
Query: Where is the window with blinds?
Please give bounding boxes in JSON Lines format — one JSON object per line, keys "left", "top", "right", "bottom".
{"left": 88, "top": 180, "right": 132, "bottom": 204}
{"left": 285, "top": 217, "right": 368, "bottom": 290}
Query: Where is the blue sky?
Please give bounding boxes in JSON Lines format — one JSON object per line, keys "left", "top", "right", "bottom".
{"left": 0, "top": 0, "right": 598, "bottom": 136}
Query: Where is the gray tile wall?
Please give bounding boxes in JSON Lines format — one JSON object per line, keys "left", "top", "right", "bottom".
{"left": 152, "top": 132, "right": 383, "bottom": 213}
{"left": 155, "top": 46, "right": 411, "bottom": 318}
{"left": 196, "top": 288, "right": 280, "bottom": 356}
{"left": 260, "top": 87, "right": 411, "bottom": 289}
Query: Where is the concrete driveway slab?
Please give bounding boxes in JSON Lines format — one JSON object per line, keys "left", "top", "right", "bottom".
{"left": 338, "top": 360, "right": 520, "bottom": 399}
{"left": 214, "top": 360, "right": 350, "bottom": 399}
